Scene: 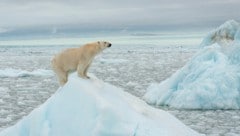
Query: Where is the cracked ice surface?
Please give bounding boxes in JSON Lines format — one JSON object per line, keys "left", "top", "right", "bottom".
{"left": 0, "top": 43, "right": 239, "bottom": 135}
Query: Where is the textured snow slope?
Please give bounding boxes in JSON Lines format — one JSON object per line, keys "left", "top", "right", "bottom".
{"left": 0, "top": 73, "right": 201, "bottom": 136}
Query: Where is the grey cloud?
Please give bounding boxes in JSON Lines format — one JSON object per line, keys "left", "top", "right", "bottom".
{"left": 0, "top": 0, "right": 239, "bottom": 32}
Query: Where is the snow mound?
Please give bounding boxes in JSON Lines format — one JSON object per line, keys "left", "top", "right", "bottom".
{"left": 0, "top": 73, "right": 201, "bottom": 136}
{"left": 200, "top": 20, "right": 240, "bottom": 47}
{"left": 144, "top": 20, "right": 240, "bottom": 109}
{"left": 0, "top": 68, "right": 53, "bottom": 78}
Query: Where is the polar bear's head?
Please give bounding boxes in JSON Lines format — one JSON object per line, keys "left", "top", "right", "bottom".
{"left": 97, "top": 41, "right": 112, "bottom": 50}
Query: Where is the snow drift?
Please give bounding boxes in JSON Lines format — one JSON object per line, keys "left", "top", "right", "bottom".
{"left": 0, "top": 68, "right": 53, "bottom": 78}
{"left": 144, "top": 20, "right": 240, "bottom": 109}
{"left": 0, "top": 73, "right": 201, "bottom": 136}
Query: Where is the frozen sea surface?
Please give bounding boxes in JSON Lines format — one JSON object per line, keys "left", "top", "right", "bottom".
{"left": 0, "top": 44, "right": 239, "bottom": 135}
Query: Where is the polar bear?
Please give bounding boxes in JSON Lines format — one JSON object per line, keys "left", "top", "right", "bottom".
{"left": 51, "top": 41, "right": 111, "bottom": 86}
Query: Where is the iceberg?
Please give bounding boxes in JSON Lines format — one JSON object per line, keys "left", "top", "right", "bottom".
{"left": 144, "top": 20, "right": 240, "bottom": 109}
{"left": 0, "top": 73, "right": 201, "bottom": 136}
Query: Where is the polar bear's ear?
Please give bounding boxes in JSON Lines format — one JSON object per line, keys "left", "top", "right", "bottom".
{"left": 97, "top": 41, "right": 100, "bottom": 45}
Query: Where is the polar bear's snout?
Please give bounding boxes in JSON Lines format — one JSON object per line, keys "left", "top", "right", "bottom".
{"left": 108, "top": 43, "right": 112, "bottom": 47}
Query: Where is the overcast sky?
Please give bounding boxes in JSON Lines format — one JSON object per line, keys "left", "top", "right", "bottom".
{"left": 0, "top": 0, "right": 239, "bottom": 35}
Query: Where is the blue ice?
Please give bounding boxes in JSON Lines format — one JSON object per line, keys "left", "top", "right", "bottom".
{"left": 144, "top": 20, "right": 240, "bottom": 109}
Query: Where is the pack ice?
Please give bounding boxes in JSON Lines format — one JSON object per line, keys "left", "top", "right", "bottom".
{"left": 0, "top": 73, "right": 201, "bottom": 136}
{"left": 0, "top": 68, "right": 53, "bottom": 78}
{"left": 144, "top": 20, "right": 240, "bottom": 109}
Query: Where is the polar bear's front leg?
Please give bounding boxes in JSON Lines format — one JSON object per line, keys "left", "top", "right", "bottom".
{"left": 83, "top": 63, "right": 91, "bottom": 79}
{"left": 77, "top": 64, "right": 88, "bottom": 79}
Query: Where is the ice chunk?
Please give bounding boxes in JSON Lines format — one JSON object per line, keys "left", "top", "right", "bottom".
{"left": 0, "top": 73, "right": 201, "bottom": 136}
{"left": 144, "top": 20, "right": 240, "bottom": 109}
{"left": 0, "top": 68, "right": 53, "bottom": 78}
{"left": 99, "top": 58, "right": 128, "bottom": 64}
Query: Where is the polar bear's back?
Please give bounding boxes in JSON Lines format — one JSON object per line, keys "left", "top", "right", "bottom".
{"left": 51, "top": 43, "right": 98, "bottom": 72}
{"left": 52, "top": 47, "right": 82, "bottom": 72}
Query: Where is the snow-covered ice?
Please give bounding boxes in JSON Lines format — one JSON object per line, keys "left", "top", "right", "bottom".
{"left": 144, "top": 20, "right": 240, "bottom": 109}
{"left": 0, "top": 68, "right": 53, "bottom": 78}
{"left": 0, "top": 73, "right": 201, "bottom": 136}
